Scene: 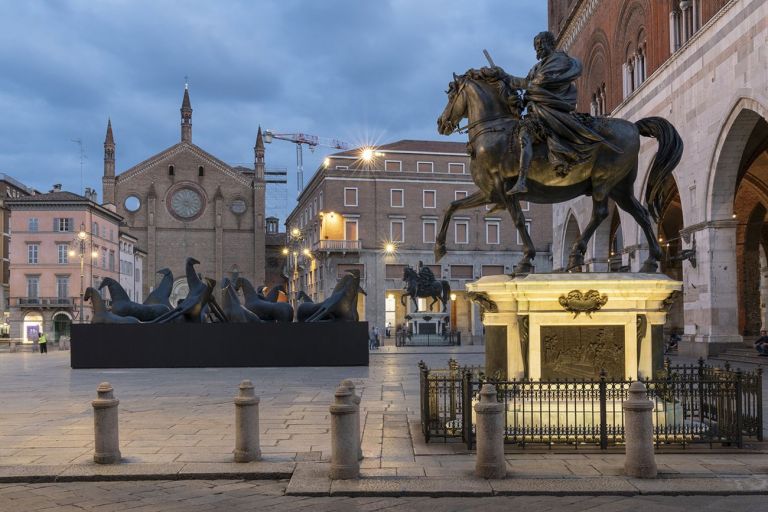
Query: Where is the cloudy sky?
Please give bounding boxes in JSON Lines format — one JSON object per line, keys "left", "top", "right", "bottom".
{"left": 0, "top": 0, "right": 546, "bottom": 219}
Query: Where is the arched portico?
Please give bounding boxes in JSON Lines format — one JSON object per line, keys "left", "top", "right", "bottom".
{"left": 682, "top": 99, "right": 768, "bottom": 355}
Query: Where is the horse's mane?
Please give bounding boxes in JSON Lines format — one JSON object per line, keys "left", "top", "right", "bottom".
{"left": 454, "top": 68, "right": 523, "bottom": 117}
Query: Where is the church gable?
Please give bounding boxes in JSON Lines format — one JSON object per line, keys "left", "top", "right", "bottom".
{"left": 116, "top": 142, "right": 252, "bottom": 187}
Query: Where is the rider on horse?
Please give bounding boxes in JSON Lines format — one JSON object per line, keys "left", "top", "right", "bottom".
{"left": 416, "top": 260, "right": 436, "bottom": 295}
{"left": 481, "top": 31, "right": 611, "bottom": 195}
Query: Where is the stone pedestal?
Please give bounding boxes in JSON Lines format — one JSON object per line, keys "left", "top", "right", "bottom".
{"left": 467, "top": 273, "right": 682, "bottom": 380}
{"left": 92, "top": 382, "right": 121, "bottom": 464}
{"left": 474, "top": 384, "right": 506, "bottom": 479}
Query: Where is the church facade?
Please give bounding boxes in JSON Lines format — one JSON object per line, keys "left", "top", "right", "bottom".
{"left": 102, "top": 87, "right": 266, "bottom": 301}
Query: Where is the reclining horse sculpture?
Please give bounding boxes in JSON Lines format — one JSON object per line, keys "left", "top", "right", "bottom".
{"left": 220, "top": 277, "right": 263, "bottom": 323}
{"left": 297, "top": 271, "right": 362, "bottom": 322}
{"left": 436, "top": 69, "right": 683, "bottom": 272}
{"left": 144, "top": 268, "right": 173, "bottom": 310}
{"left": 99, "top": 277, "right": 170, "bottom": 321}
{"left": 85, "top": 287, "right": 140, "bottom": 324}
{"left": 151, "top": 257, "right": 225, "bottom": 323}
{"left": 235, "top": 277, "right": 294, "bottom": 322}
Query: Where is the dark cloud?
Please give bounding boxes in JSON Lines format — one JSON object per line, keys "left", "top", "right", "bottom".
{"left": 0, "top": 0, "right": 545, "bottom": 217}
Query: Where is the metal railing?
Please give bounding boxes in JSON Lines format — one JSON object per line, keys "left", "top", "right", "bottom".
{"left": 13, "top": 297, "right": 75, "bottom": 307}
{"left": 397, "top": 331, "right": 461, "bottom": 347}
{"left": 419, "top": 358, "right": 763, "bottom": 449}
{"left": 314, "top": 239, "right": 362, "bottom": 252}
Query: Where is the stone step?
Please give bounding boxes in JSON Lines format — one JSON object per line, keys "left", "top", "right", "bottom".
{"left": 708, "top": 353, "right": 768, "bottom": 367}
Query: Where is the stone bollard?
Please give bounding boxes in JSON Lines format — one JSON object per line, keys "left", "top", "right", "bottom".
{"left": 623, "top": 381, "right": 657, "bottom": 478}
{"left": 92, "top": 382, "right": 121, "bottom": 464}
{"left": 340, "top": 379, "right": 363, "bottom": 461}
{"left": 474, "top": 384, "right": 506, "bottom": 479}
{"left": 329, "top": 385, "right": 359, "bottom": 479}
{"left": 234, "top": 379, "right": 262, "bottom": 462}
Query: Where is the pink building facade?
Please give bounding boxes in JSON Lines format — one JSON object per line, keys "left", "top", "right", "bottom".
{"left": 7, "top": 189, "right": 122, "bottom": 342}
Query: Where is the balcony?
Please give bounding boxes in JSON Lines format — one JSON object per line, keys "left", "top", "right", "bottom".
{"left": 12, "top": 297, "right": 75, "bottom": 308}
{"left": 313, "top": 239, "right": 361, "bottom": 253}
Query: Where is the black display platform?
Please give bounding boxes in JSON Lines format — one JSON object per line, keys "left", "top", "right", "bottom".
{"left": 71, "top": 322, "right": 369, "bottom": 368}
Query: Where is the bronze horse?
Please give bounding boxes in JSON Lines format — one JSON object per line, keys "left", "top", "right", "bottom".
{"left": 436, "top": 70, "right": 683, "bottom": 272}
{"left": 401, "top": 266, "right": 450, "bottom": 312}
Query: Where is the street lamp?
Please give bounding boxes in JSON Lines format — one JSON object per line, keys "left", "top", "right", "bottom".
{"left": 70, "top": 224, "right": 90, "bottom": 323}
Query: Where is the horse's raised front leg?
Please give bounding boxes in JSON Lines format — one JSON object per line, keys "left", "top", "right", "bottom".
{"left": 505, "top": 195, "right": 536, "bottom": 273}
{"left": 435, "top": 191, "right": 489, "bottom": 262}
{"left": 567, "top": 197, "right": 609, "bottom": 271}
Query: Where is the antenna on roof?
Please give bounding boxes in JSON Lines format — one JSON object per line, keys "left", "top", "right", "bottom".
{"left": 71, "top": 138, "right": 87, "bottom": 194}
{"left": 184, "top": 75, "right": 189, "bottom": 90}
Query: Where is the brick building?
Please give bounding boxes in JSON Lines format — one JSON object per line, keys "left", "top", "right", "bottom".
{"left": 548, "top": 0, "right": 767, "bottom": 356}
{"left": 285, "top": 140, "right": 553, "bottom": 337}
{"left": 102, "top": 87, "right": 267, "bottom": 302}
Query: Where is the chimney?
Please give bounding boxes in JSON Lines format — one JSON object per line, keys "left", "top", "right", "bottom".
{"left": 52, "top": 183, "right": 62, "bottom": 192}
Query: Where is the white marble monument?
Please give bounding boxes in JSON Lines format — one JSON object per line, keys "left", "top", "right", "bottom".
{"left": 467, "top": 273, "right": 682, "bottom": 381}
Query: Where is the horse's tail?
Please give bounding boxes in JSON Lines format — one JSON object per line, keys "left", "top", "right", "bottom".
{"left": 442, "top": 281, "right": 451, "bottom": 307}
{"left": 635, "top": 117, "right": 684, "bottom": 221}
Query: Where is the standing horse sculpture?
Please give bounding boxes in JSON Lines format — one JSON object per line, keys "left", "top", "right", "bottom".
{"left": 99, "top": 277, "right": 170, "bottom": 321}
{"left": 401, "top": 266, "right": 450, "bottom": 312}
{"left": 436, "top": 70, "right": 683, "bottom": 272}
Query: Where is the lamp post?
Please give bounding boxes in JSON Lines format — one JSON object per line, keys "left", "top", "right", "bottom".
{"left": 70, "top": 223, "right": 97, "bottom": 323}
{"left": 283, "top": 227, "right": 306, "bottom": 305}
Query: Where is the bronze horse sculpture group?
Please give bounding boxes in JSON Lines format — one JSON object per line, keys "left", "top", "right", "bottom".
{"left": 436, "top": 69, "right": 683, "bottom": 273}
{"left": 84, "top": 257, "right": 364, "bottom": 324}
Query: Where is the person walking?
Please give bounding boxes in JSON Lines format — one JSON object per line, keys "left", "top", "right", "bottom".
{"left": 38, "top": 332, "right": 48, "bottom": 354}
{"left": 373, "top": 326, "right": 380, "bottom": 349}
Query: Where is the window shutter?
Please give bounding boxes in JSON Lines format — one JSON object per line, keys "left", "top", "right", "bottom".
{"left": 53, "top": 218, "right": 59, "bottom": 231}
{"left": 68, "top": 218, "right": 74, "bottom": 231}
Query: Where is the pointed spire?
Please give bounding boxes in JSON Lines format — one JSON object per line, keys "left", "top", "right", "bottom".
{"left": 104, "top": 118, "right": 114, "bottom": 145}
{"left": 254, "top": 126, "right": 265, "bottom": 181}
{"left": 180, "top": 84, "right": 193, "bottom": 143}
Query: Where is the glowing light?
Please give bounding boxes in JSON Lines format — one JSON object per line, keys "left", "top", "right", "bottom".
{"left": 281, "top": 247, "right": 289, "bottom": 256}
{"left": 91, "top": 251, "right": 99, "bottom": 258}
{"left": 77, "top": 230, "right": 87, "bottom": 241}
{"left": 361, "top": 148, "right": 374, "bottom": 162}
{"left": 384, "top": 242, "right": 395, "bottom": 254}
{"left": 658, "top": 237, "right": 663, "bottom": 242}
{"left": 732, "top": 213, "right": 737, "bottom": 219}
{"left": 387, "top": 293, "right": 395, "bottom": 300}
{"left": 290, "top": 227, "right": 301, "bottom": 238}
{"left": 292, "top": 251, "right": 298, "bottom": 257}
{"left": 323, "top": 157, "right": 330, "bottom": 168}
{"left": 68, "top": 249, "right": 76, "bottom": 257}
{"left": 450, "top": 293, "right": 457, "bottom": 301}
{"left": 302, "top": 248, "right": 312, "bottom": 257}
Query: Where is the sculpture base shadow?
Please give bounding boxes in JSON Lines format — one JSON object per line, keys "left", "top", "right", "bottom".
{"left": 70, "top": 322, "right": 369, "bottom": 369}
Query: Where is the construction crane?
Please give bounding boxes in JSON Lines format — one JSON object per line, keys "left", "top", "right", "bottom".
{"left": 263, "top": 130, "right": 350, "bottom": 196}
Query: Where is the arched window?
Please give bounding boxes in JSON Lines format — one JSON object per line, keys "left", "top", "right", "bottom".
{"left": 198, "top": 166, "right": 204, "bottom": 177}
{"left": 168, "top": 165, "right": 175, "bottom": 176}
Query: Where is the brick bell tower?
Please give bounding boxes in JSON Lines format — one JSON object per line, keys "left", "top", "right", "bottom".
{"left": 102, "top": 118, "right": 116, "bottom": 206}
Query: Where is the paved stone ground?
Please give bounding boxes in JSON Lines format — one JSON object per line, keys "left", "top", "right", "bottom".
{"left": 2, "top": 480, "right": 768, "bottom": 511}
{"left": 0, "top": 347, "right": 484, "bottom": 467}
{"left": 1, "top": 347, "right": 768, "bottom": 504}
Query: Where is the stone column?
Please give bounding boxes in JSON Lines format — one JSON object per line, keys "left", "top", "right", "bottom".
{"left": 340, "top": 379, "right": 363, "bottom": 461}
{"left": 484, "top": 325, "right": 507, "bottom": 379}
{"left": 474, "top": 384, "right": 506, "bottom": 479}
{"left": 92, "top": 382, "right": 121, "bottom": 464}
{"left": 681, "top": 220, "right": 742, "bottom": 357}
{"left": 329, "top": 385, "right": 359, "bottom": 480}
{"left": 234, "top": 379, "right": 261, "bottom": 462}
{"left": 623, "top": 381, "right": 656, "bottom": 478}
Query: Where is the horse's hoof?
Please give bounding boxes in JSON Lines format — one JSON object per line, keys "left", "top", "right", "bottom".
{"left": 640, "top": 260, "right": 658, "bottom": 273}
{"left": 566, "top": 255, "right": 584, "bottom": 272}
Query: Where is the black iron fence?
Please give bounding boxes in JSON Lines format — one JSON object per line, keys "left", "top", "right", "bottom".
{"left": 418, "top": 358, "right": 763, "bottom": 449}
{"left": 397, "top": 331, "right": 460, "bottom": 347}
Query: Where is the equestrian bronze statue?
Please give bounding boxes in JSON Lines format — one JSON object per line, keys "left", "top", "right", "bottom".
{"left": 436, "top": 32, "right": 683, "bottom": 273}
{"left": 401, "top": 262, "right": 451, "bottom": 312}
